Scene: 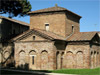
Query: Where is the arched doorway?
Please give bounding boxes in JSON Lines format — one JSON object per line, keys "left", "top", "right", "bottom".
{"left": 19, "top": 51, "right": 25, "bottom": 68}
{"left": 66, "top": 51, "right": 74, "bottom": 68}
{"left": 41, "top": 50, "right": 48, "bottom": 70}
{"left": 76, "top": 51, "right": 83, "bottom": 68}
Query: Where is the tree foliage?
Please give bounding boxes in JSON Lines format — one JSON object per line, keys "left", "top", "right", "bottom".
{"left": 0, "top": 0, "right": 32, "bottom": 18}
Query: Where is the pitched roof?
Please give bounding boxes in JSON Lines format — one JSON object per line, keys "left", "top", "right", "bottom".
{"left": 11, "top": 28, "right": 65, "bottom": 41}
{"left": 0, "top": 16, "right": 29, "bottom": 26}
{"left": 11, "top": 29, "right": 99, "bottom": 42}
{"left": 67, "top": 32, "right": 97, "bottom": 41}
{"left": 28, "top": 5, "right": 81, "bottom": 18}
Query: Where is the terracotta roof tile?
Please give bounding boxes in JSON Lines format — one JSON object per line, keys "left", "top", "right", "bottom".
{"left": 11, "top": 28, "right": 65, "bottom": 41}
{"left": 28, "top": 6, "right": 81, "bottom": 18}
{"left": 67, "top": 32, "right": 97, "bottom": 41}
{"left": 0, "top": 16, "right": 29, "bottom": 26}
{"left": 33, "top": 28, "right": 64, "bottom": 40}
{"left": 28, "top": 6, "right": 66, "bottom": 14}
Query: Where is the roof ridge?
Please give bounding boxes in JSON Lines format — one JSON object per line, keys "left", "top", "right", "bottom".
{"left": 32, "top": 28, "right": 54, "bottom": 39}
{"left": 28, "top": 6, "right": 66, "bottom": 14}
{"left": 32, "top": 28, "right": 64, "bottom": 38}
{"left": 11, "top": 28, "right": 65, "bottom": 42}
{"left": 28, "top": 5, "right": 81, "bottom": 18}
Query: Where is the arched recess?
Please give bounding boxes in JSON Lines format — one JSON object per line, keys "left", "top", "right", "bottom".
{"left": 41, "top": 50, "right": 48, "bottom": 70}
{"left": 0, "top": 52, "right": 2, "bottom": 63}
{"left": 4, "top": 51, "right": 10, "bottom": 59}
{"left": 91, "top": 51, "right": 94, "bottom": 68}
{"left": 66, "top": 51, "right": 74, "bottom": 68}
{"left": 29, "top": 50, "right": 36, "bottom": 55}
{"left": 94, "top": 51, "right": 96, "bottom": 67}
{"left": 56, "top": 51, "right": 60, "bottom": 69}
{"left": 61, "top": 52, "right": 64, "bottom": 69}
{"left": 19, "top": 50, "right": 26, "bottom": 66}
{"left": 29, "top": 50, "right": 37, "bottom": 69}
{"left": 76, "top": 51, "right": 83, "bottom": 68}
{"left": 97, "top": 52, "right": 99, "bottom": 67}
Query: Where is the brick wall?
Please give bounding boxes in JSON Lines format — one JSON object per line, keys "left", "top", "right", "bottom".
{"left": 14, "top": 41, "right": 55, "bottom": 70}
{"left": 64, "top": 43, "right": 90, "bottom": 69}
{"left": 0, "top": 43, "right": 14, "bottom": 67}
{"left": 90, "top": 44, "right": 100, "bottom": 68}
{"left": 65, "top": 12, "right": 80, "bottom": 36}
{"left": 30, "top": 12, "right": 66, "bottom": 37}
{"left": 30, "top": 12, "right": 80, "bottom": 38}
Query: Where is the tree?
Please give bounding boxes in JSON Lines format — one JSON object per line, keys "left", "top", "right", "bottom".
{"left": 0, "top": 0, "right": 32, "bottom": 18}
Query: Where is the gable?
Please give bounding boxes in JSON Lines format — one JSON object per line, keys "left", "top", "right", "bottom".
{"left": 91, "top": 33, "right": 100, "bottom": 44}
{"left": 20, "top": 33, "right": 49, "bottom": 42}
{"left": 11, "top": 28, "right": 64, "bottom": 42}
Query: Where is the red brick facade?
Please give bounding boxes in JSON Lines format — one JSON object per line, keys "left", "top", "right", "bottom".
{"left": 0, "top": 5, "right": 100, "bottom": 70}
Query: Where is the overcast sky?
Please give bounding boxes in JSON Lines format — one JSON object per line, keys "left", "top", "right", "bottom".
{"left": 1, "top": 0, "right": 100, "bottom": 32}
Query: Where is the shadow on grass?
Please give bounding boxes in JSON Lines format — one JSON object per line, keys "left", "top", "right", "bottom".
{"left": 1, "top": 69, "right": 51, "bottom": 75}
{"left": 1, "top": 64, "right": 51, "bottom": 75}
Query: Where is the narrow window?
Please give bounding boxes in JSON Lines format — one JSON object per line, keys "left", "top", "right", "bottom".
{"left": 32, "top": 56, "right": 34, "bottom": 64}
{"left": 72, "top": 25, "right": 74, "bottom": 32}
{"left": 97, "top": 52, "right": 99, "bottom": 54}
{"left": 33, "top": 36, "right": 35, "bottom": 40}
{"left": 45, "top": 23, "right": 49, "bottom": 31}
{"left": 91, "top": 52, "right": 93, "bottom": 55}
{"left": 94, "top": 51, "right": 96, "bottom": 54}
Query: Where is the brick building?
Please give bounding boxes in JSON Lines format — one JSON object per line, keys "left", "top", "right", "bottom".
{"left": 0, "top": 16, "right": 29, "bottom": 67}
{"left": 0, "top": 5, "right": 100, "bottom": 70}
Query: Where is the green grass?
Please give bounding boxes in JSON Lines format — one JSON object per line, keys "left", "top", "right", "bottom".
{"left": 51, "top": 68, "right": 100, "bottom": 75}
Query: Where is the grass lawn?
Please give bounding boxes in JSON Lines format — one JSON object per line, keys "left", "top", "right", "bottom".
{"left": 51, "top": 68, "right": 100, "bottom": 75}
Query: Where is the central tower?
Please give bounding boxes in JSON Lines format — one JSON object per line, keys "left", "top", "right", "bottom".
{"left": 28, "top": 5, "right": 81, "bottom": 38}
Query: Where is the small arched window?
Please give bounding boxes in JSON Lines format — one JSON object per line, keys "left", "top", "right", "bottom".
{"left": 91, "top": 51, "right": 93, "bottom": 55}
{"left": 97, "top": 52, "right": 99, "bottom": 54}
{"left": 72, "top": 24, "right": 74, "bottom": 32}
{"left": 94, "top": 51, "right": 96, "bottom": 54}
{"left": 33, "top": 36, "right": 35, "bottom": 40}
{"left": 45, "top": 23, "right": 49, "bottom": 31}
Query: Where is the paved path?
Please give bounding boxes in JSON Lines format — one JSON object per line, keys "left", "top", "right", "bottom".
{"left": 1, "top": 69, "right": 77, "bottom": 75}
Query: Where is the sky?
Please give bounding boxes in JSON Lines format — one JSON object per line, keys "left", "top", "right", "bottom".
{"left": 1, "top": 0, "right": 100, "bottom": 32}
